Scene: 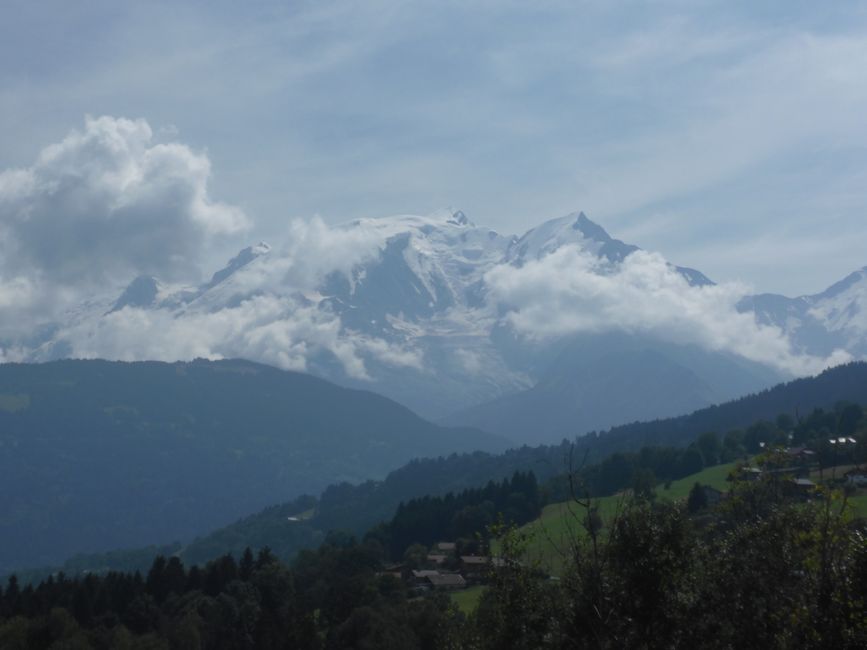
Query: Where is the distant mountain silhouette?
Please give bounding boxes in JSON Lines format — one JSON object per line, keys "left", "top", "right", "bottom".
{"left": 0, "top": 358, "right": 503, "bottom": 573}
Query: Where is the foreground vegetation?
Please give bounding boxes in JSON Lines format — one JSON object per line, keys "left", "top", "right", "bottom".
{"left": 4, "top": 399, "right": 867, "bottom": 648}
{"left": 2, "top": 469, "right": 866, "bottom": 649}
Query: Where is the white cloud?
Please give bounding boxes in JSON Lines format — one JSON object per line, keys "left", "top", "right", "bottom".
{"left": 0, "top": 115, "right": 249, "bottom": 289}
{"left": 485, "top": 245, "right": 851, "bottom": 376}
{"left": 0, "top": 118, "right": 428, "bottom": 380}
{"left": 51, "top": 292, "right": 422, "bottom": 380}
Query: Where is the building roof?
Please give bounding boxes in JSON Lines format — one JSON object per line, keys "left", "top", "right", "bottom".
{"left": 793, "top": 478, "right": 815, "bottom": 487}
{"left": 427, "top": 554, "right": 447, "bottom": 564}
{"left": 427, "top": 573, "right": 466, "bottom": 588}
{"left": 437, "top": 542, "right": 456, "bottom": 551}
{"left": 786, "top": 446, "right": 815, "bottom": 456}
{"left": 412, "top": 569, "right": 440, "bottom": 579}
{"left": 461, "top": 555, "right": 489, "bottom": 565}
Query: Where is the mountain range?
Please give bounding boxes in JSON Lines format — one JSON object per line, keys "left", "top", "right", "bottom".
{"left": 10, "top": 210, "right": 866, "bottom": 441}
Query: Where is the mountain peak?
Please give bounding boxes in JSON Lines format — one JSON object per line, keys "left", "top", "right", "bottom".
{"left": 203, "top": 241, "right": 271, "bottom": 291}
{"left": 570, "top": 211, "right": 612, "bottom": 243}
{"left": 448, "top": 209, "right": 471, "bottom": 227}
{"left": 108, "top": 275, "right": 161, "bottom": 313}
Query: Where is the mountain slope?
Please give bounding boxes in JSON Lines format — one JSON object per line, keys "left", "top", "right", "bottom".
{"left": 445, "top": 333, "right": 784, "bottom": 442}
{"left": 0, "top": 358, "right": 503, "bottom": 573}
{"left": 576, "top": 360, "right": 867, "bottom": 459}
{"left": 740, "top": 267, "right": 867, "bottom": 358}
{"left": 22, "top": 360, "right": 867, "bottom": 584}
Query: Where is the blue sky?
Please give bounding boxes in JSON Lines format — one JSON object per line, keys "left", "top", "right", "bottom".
{"left": 3, "top": 0, "right": 867, "bottom": 295}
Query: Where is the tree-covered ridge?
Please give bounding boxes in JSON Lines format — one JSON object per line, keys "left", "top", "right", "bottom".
{"left": 5, "top": 360, "right": 866, "bottom": 583}
{"left": 4, "top": 399, "right": 867, "bottom": 647}
{"left": 375, "top": 471, "right": 543, "bottom": 560}
{"left": 13, "top": 387, "right": 867, "bottom": 586}
{"left": 0, "top": 358, "right": 502, "bottom": 573}
{"left": 575, "top": 361, "right": 867, "bottom": 460}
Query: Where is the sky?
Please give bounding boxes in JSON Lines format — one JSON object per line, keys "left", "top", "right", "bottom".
{"left": 3, "top": 0, "right": 867, "bottom": 295}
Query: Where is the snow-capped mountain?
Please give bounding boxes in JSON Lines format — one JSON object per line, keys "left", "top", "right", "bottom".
{"left": 739, "top": 267, "right": 867, "bottom": 358}
{"left": 9, "top": 209, "right": 863, "bottom": 442}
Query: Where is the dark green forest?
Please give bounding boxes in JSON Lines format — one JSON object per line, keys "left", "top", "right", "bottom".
{"left": 575, "top": 361, "right": 867, "bottom": 459}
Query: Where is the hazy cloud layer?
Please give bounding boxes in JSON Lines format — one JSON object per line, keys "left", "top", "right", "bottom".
{"left": 52, "top": 294, "right": 421, "bottom": 381}
{"left": 486, "top": 245, "right": 852, "bottom": 376}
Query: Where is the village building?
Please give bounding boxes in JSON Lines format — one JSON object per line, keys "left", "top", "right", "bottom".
{"left": 426, "top": 573, "right": 466, "bottom": 590}
{"left": 845, "top": 468, "right": 867, "bottom": 487}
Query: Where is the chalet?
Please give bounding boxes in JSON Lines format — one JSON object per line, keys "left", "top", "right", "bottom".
{"left": 426, "top": 573, "right": 466, "bottom": 590}
{"left": 791, "top": 478, "right": 818, "bottom": 499}
{"left": 785, "top": 446, "right": 815, "bottom": 458}
{"left": 411, "top": 569, "right": 440, "bottom": 581}
{"left": 845, "top": 468, "right": 867, "bottom": 487}
{"left": 461, "top": 555, "right": 491, "bottom": 583}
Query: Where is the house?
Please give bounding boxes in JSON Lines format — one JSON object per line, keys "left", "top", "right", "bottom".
{"left": 426, "top": 554, "right": 447, "bottom": 565}
{"left": 436, "top": 542, "right": 456, "bottom": 552}
{"left": 738, "top": 467, "right": 763, "bottom": 481}
{"left": 427, "top": 573, "right": 466, "bottom": 590}
{"left": 460, "top": 556, "right": 493, "bottom": 579}
{"left": 411, "top": 569, "right": 440, "bottom": 581}
{"left": 791, "top": 478, "right": 818, "bottom": 499}
{"left": 845, "top": 468, "right": 867, "bottom": 487}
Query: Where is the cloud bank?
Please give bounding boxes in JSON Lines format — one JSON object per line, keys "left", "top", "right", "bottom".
{"left": 485, "top": 245, "right": 851, "bottom": 376}
{"left": 51, "top": 293, "right": 422, "bottom": 381}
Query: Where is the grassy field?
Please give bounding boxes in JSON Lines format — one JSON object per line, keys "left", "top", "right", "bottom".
{"left": 657, "top": 461, "right": 737, "bottom": 500}
{"left": 845, "top": 494, "right": 867, "bottom": 518}
{"left": 517, "top": 462, "right": 738, "bottom": 577}
{"left": 451, "top": 586, "right": 485, "bottom": 615}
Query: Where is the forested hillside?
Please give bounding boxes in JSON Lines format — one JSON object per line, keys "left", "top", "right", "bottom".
{"left": 3, "top": 459, "right": 866, "bottom": 648}
{"left": 574, "top": 361, "right": 867, "bottom": 459}
{"left": 0, "top": 359, "right": 502, "bottom": 573}
{"left": 11, "top": 361, "right": 866, "bottom": 582}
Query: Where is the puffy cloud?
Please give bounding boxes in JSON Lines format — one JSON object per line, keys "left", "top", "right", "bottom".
{"left": 0, "top": 115, "right": 249, "bottom": 288}
{"left": 223, "top": 216, "right": 386, "bottom": 295}
{"left": 485, "top": 246, "right": 851, "bottom": 376}
{"left": 51, "top": 293, "right": 422, "bottom": 380}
